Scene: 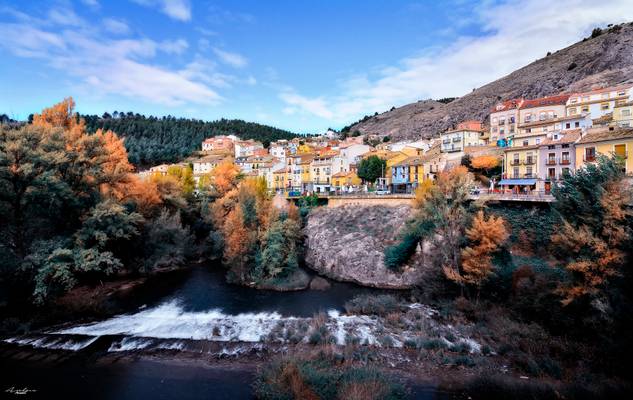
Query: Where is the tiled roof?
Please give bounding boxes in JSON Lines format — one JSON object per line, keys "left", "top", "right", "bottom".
{"left": 570, "top": 83, "right": 633, "bottom": 97}
{"left": 491, "top": 98, "right": 524, "bottom": 113}
{"left": 576, "top": 127, "right": 633, "bottom": 145}
{"left": 518, "top": 113, "right": 588, "bottom": 128}
{"left": 539, "top": 129, "right": 582, "bottom": 146}
{"left": 519, "top": 94, "right": 570, "bottom": 109}
{"left": 503, "top": 144, "right": 541, "bottom": 152}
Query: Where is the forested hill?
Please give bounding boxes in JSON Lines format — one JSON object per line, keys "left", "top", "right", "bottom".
{"left": 82, "top": 113, "right": 299, "bottom": 167}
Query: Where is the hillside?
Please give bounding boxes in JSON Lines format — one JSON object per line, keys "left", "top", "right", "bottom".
{"left": 82, "top": 114, "right": 299, "bottom": 166}
{"left": 349, "top": 23, "right": 633, "bottom": 141}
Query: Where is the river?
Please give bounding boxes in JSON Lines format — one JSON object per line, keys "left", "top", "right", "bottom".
{"left": 1, "top": 265, "right": 449, "bottom": 399}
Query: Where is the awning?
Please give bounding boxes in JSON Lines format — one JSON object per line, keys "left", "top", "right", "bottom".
{"left": 498, "top": 179, "right": 536, "bottom": 186}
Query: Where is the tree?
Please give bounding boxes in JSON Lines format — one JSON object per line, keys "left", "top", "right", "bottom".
{"left": 210, "top": 160, "right": 241, "bottom": 196}
{"left": 551, "top": 156, "right": 632, "bottom": 307}
{"left": 470, "top": 155, "right": 500, "bottom": 172}
{"left": 357, "top": 155, "right": 386, "bottom": 184}
{"left": 445, "top": 211, "right": 508, "bottom": 298}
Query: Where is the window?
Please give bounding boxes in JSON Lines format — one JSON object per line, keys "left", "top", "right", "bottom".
{"left": 548, "top": 145, "right": 555, "bottom": 150}
{"left": 513, "top": 167, "right": 519, "bottom": 178}
{"left": 499, "top": 118, "right": 505, "bottom": 125}
{"left": 616, "top": 99, "right": 626, "bottom": 106}
{"left": 622, "top": 109, "right": 631, "bottom": 117}
{"left": 561, "top": 152, "right": 570, "bottom": 164}
{"left": 535, "top": 138, "right": 541, "bottom": 144}
{"left": 585, "top": 147, "right": 596, "bottom": 162}
{"left": 562, "top": 167, "right": 570, "bottom": 176}
{"left": 548, "top": 168, "right": 556, "bottom": 179}
{"left": 565, "top": 122, "right": 571, "bottom": 129}
{"left": 539, "top": 112, "right": 547, "bottom": 120}
{"left": 570, "top": 98, "right": 578, "bottom": 104}
{"left": 526, "top": 128, "right": 532, "bottom": 133}
{"left": 526, "top": 166, "right": 533, "bottom": 177}
{"left": 575, "top": 121, "right": 580, "bottom": 128}
{"left": 601, "top": 103, "right": 610, "bottom": 110}
{"left": 524, "top": 114, "right": 532, "bottom": 123}
{"left": 581, "top": 105, "right": 589, "bottom": 112}
{"left": 523, "top": 140, "right": 529, "bottom": 146}
{"left": 617, "top": 91, "right": 626, "bottom": 96}
{"left": 562, "top": 144, "right": 569, "bottom": 148}
{"left": 614, "top": 144, "right": 626, "bottom": 158}
{"left": 543, "top": 127, "right": 548, "bottom": 132}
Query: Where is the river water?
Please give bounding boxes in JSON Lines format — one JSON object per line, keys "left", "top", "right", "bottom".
{"left": 1, "top": 265, "right": 450, "bottom": 399}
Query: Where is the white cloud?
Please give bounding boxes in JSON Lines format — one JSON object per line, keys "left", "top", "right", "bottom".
{"left": 213, "top": 47, "right": 248, "bottom": 68}
{"left": 132, "top": 0, "right": 192, "bottom": 22}
{"left": 0, "top": 13, "right": 220, "bottom": 106}
{"left": 102, "top": 18, "right": 130, "bottom": 35}
{"left": 48, "top": 7, "right": 84, "bottom": 27}
{"left": 81, "top": 0, "right": 100, "bottom": 9}
{"left": 160, "top": 38, "right": 189, "bottom": 55}
{"left": 280, "top": 0, "right": 633, "bottom": 124}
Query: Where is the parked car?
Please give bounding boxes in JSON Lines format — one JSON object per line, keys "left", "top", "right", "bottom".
{"left": 288, "top": 191, "right": 302, "bottom": 197}
{"left": 375, "top": 189, "right": 391, "bottom": 195}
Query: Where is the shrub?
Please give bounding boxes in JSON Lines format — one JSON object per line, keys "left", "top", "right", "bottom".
{"left": 423, "top": 338, "right": 448, "bottom": 350}
{"left": 344, "top": 294, "right": 400, "bottom": 316}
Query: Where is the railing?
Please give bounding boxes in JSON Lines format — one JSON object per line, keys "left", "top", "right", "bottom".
{"left": 510, "top": 159, "right": 521, "bottom": 166}
{"left": 524, "top": 173, "right": 534, "bottom": 178}
{"left": 442, "top": 140, "right": 450, "bottom": 144}
{"left": 523, "top": 157, "right": 537, "bottom": 165}
{"left": 583, "top": 154, "right": 596, "bottom": 162}
{"left": 452, "top": 137, "right": 461, "bottom": 142}
{"left": 545, "top": 158, "right": 557, "bottom": 166}
{"left": 560, "top": 159, "right": 571, "bottom": 165}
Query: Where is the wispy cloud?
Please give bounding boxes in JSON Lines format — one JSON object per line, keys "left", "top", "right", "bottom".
{"left": 132, "top": 0, "right": 192, "bottom": 22}
{"left": 81, "top": 0, "right": 100, "bottom": 9}
{"left": 279, "top": 0, "right": 633, "bottom": 125}
{"left": 0, "top": 7, "right": 220, "bottom": 106}
{"left": 102, "top": 18, "right": 130, "bottom": 35}
{"left": 161, "top": 38, "right": 189, "bottom": 55}
{"left": 213, "top": 47, "right": 248, "bottom": 68}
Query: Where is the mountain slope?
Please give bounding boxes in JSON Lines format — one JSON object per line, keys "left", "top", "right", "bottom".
{"left": 349, "top": 23, "right": 633, "bottom": 141}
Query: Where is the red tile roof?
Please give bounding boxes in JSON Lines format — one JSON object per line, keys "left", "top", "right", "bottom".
{"left": 519, "top": 94, "right": 570, "bottom": 110}
{"left": 490, "top": 98, "right": 524, "bottom": 113}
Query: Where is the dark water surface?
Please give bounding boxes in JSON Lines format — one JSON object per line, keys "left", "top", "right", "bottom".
{"left": 1, "top": 265, "right": 448, "bottom": 399}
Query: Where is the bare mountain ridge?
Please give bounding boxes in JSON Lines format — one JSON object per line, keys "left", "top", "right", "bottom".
{"left": 350, "top": 23, "right": 633, "bottom": 141}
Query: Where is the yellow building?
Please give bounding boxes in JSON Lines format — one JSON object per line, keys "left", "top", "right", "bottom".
{"left": 613, "top": 101, "right": 633, "bottom": 128}
{"left": 504, "top": 145, "right": 539, "bottom": 180}
{"left": 272, "top": 168, "right": 286, "bottom": 191}
{"left": 575, "top": 127, "right": 633, "bottom": 175}
{"left": 331, "top": 171, "right": 361, "bottom": 191}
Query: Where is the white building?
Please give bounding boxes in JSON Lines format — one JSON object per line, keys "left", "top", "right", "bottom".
{"left": 566, "top": 84, "right": 633, "bottom": 120}
{"left": 331, "top": 144, "right": 371, "bottom": 174}
{"left": 234, "top": 139, "right": 264, "bottom": 158}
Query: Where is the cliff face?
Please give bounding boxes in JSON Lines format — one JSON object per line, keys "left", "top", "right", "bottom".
{"left": 349, "top": 23, "right": 633, "bottom": 141}
{"left": 304, "top": 205, "right": 424, "bottom": 289}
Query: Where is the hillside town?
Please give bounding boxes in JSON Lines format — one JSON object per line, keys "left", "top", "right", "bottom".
{"left": 141, "top": 84, "right": 633, "bottom": 199}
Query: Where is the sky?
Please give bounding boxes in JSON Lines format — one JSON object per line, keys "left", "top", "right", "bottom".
{"left": 1, "top": 0, "right": 633, "bottom": 133}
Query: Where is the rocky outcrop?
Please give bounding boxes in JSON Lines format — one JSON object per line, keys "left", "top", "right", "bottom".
{"left": 350, "top": 23, "right": 633, "bottom": 141}
{"left": 304, "top": 205, "right": 424, "bottom": 289}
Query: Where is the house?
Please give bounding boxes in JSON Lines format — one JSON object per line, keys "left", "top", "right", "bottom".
{"left": 613, "top": 101, "right": 633, "bottom": 128}
{"left": 440, "top": 121, "right": 486, "bottom": 153}
{"left": 538, "top": 129, "right": 581, "bottom": 193}
{"left": 286, "top": 153, "right": 314, "bottom": 192}
{"left": 490, "top": 99, "right": 524, "bottom": 146}
{"left": 271, "top": 164, "right": 287, "bottom": 191}
{"left": 390, "top": 156, "right": 426, "bottom": 193}
{"left": 566, "top": 84, "right": 633, "bottom": 120}
{"left": 192, "top": 154, "right": 228, "bottom": 184}
{"left": 148, "top": 164, "right": 169, "bottom": 176}
{"left": 234, "top": 139, "right": 264, "bottom": 158}
{"left": 331, "top": 171, "right": 361, "bottom": 192}
{"left": 202, "top": 135, "right": 235, "bottom": 152}
{"left": 270, "top": 140, "right": 289, "bottom": 162}
{"left": 310, "top": 151, "right": 337, "bottom": 193}
{"left": 575, "top": 126, "right": 633, "bottom": 175}
{"left": 332, "top": 143, "right": 371, "bottom": 175}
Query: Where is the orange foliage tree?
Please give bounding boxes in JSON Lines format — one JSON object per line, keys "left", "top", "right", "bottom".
{"left": 444, "top": 210, "right": 509, "bottom": 298}
{"left": 470, "top": 155, "right": 500, "bottom": 171}
{"left": 552, "top": 183, "right": 631, "bottom": 305}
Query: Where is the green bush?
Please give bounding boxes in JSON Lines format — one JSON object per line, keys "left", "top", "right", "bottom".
{"left": 344, "top": 294, "right": 400, "bottom": 316}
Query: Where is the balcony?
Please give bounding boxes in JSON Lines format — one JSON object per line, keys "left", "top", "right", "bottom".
{"left": 560, "top": 159, "right": 571, "bottom": 165}
{"left": 524, "top": 173, "right": 534, "bottom": 178}
{"left": 442, "top": 139, "right": 451, "bottom": 144}
{"left": 523, "top": 157, "right": 537, "bottom": 165}
{"left": 510, "top": 159, "right": 521, "bottom": 166}
{"left": 583, "top": 154, "right": 596, "bottom": 162}
{"left": 545, "top": 158, "right": 557, "bottom": 166}
{"left": 452, "top": 137, "right": 462, "bottom": 142}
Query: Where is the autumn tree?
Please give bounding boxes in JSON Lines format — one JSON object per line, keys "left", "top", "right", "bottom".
{"left": 443, "top": 211, "right": 509, "bottom": 299}
{"left": 551, "top": 156, "right": 632, "bottom": 308}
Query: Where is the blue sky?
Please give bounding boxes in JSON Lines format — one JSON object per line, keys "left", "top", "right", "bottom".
{"left": 1, "top": 0, "right": 633, "bottom": 133}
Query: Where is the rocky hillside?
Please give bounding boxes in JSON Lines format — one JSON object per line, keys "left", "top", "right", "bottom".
{"left": 304, "top": 205, "right": 425, "bottom": 289}
{"left": 349, "top": 23, "right": 633, "bottom": 141}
